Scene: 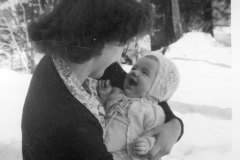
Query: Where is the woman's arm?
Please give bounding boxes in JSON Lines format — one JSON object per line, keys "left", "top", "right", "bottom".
{"left": 159, "top": 101, "right": 184, "bottom": 141}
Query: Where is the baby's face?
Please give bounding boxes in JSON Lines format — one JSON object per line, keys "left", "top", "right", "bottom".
{"left": 123, "top": 57, "right": 159, "bottom": 98}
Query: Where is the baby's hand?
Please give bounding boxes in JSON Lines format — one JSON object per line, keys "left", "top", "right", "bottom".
{"left": 97, "top": 80, "right": 112, "bottom": 104}
{"left": 97, "top": 79, "right": 112, "bottom": 94}
{"left": 133, "top": 137, "right": 150, "bottom": 155}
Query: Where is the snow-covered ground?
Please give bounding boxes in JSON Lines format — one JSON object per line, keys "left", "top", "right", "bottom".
{"left": 0, "top": 31, "right": 232, "bottom": 159}
{"left": 0, "top": 70, "right": 31, "bottom": 159}
{"left": 163, "top": 32, "right": 232, "bottom": 160}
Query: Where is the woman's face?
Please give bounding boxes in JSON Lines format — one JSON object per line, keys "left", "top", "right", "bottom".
{"left": 89, "top": 43, "right": 125, "bottom": 79}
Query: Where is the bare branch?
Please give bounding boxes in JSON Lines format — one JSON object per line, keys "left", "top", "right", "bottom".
{"left": 0, "top": 9, "right": 19, "bottom": 26}
{"left": 0, "top": 27, "right": 27, "bottom": 41}
{"left": 19, "top": 4, "right": 28, "bottom": 36}
{"left": 0, "top": 27, "right": 9, "bottom": 31}
{"left": 0, "top": 41, "right": 17, "bottom": 49}
{"left": 13, "top": 31, "right": 27, "bottom": 41}
{"left": 38, "top": 0, "right": 44, "bottom": 14}
{"left": 0, "top": 23, "right": 26, "bottom": 29}
{"left": 1, "top": 16, "right": 29, "bottom": 72}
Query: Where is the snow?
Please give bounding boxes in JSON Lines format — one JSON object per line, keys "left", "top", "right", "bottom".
{"left": 163, "top": 32, "right": 231, "bottom": 160}
{"left": 165, "top": 32, "right": 231, "bottom": 108}
{"left": 0, "top": 69, "right": 31, "bottom": 159}
{"left": 0, "top": 31, "right": 232, "bottom": 159}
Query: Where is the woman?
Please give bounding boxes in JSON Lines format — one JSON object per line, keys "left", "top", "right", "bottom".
{"left": 21, "top": 0, "right": 183, "bottom": 159}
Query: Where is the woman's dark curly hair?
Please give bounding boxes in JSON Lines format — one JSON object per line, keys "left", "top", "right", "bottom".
{"left": 29, "top": 0, "right": 154, "bottom": 64}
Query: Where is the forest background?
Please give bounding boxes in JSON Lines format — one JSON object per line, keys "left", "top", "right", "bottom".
{"left": 0, "top": 0, "right": 230, "bottom": 73}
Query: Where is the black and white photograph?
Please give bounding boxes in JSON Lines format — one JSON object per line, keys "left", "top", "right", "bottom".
{"left": 0, "top": 0, "right": 235, "bottom": 160}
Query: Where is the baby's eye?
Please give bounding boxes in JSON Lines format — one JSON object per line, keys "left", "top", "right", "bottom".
{"left": 143, "top": 71, "right": 149, "bottom": 76}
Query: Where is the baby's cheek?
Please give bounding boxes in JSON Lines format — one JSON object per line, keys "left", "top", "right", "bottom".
{"left": 124, "top": 89, "right": 137, "bottom": 98}
{"left": 123, "top": 89, "right": 131, "bottom": 97}
{"left": 132, "top": 90, "right": 143, "bottom": 98}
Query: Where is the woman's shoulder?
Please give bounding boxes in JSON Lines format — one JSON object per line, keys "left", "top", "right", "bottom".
{"left": 31, "top": 55, "right": 56, "bottom": 80}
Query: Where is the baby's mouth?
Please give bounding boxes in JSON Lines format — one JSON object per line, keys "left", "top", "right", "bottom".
{"left": 128, "top": 77, "right": 137, "bottom": 86}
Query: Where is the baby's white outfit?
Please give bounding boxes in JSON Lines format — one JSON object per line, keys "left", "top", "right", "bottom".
{"left": 103, "top": 88, "right": 165, "bottom": 160}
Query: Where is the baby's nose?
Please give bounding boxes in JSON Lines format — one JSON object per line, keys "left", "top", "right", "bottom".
{"left": 131, "top": 70, "right": 139, "bottom": 77}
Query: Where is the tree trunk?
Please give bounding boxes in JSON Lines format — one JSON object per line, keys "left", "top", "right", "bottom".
{"left": 171, "top": 0, "right": 183, "bottom": 40}
{"left": 149, "top": 0, "right": 182, "bottom": 51}
{"left": 164, "top": 0, "right": 176, "bottom": 45}
{"left": 203, "top": 0, "right": 214, "bottom": 37}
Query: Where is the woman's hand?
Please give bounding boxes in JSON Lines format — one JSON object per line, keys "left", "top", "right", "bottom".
{"left": 141, "top": 119, "right": 181, "bottom": 160}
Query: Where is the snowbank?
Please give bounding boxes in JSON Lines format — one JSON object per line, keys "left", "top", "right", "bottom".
{"left": 0, "top": 69, "right": 31, "bottom": 159}
{"left": 163, "top": 32, "right": 232, "bottom": 160}
{"left": 166, "top": 32, "right": 230, "bottom": 64}
{"left": 165, "top": 32, "right": 231, "bottom": 108}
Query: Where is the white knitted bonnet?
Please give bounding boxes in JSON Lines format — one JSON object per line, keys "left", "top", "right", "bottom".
{"left": 146, "top": 52, "right": 180, "bottom": 102}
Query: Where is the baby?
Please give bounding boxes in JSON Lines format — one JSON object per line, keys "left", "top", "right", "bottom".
{"left": 97, "top": 53, "right": 180, "bottom": 160}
